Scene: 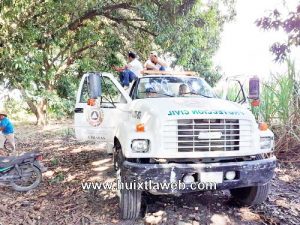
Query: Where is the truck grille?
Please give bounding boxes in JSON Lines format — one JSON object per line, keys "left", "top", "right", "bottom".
{"left": 177, "top": 119, "right": 240, "bottom": 152}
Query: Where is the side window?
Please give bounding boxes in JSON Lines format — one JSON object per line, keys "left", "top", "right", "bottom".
{"left": 226, "top": 80, "right": 246, "bottom": 103}
{"left": 80, "top": 78, "right": 89, "bottom": 103}
{"left": 79, "top": 75, "right": 126, "bottom": 104}
{"left": 101, "top": 76, "right": 124, "bottom": 103}
{"left": 129, "top": 80, "right": 138, "bottom": 98}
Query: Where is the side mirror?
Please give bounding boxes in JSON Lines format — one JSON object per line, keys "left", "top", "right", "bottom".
{"left": 88, "top": 73, "right": 102, "bottom": 99}
{"left": 248, "top": 76, "right": 260, "bottom": 100}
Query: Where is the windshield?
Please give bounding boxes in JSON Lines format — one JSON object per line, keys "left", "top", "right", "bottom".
{"left": 135, "top": 76, "right": 217, "bottom": 99}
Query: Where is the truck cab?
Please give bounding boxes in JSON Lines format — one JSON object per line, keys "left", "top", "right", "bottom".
{"left": 75, "top": 72, "right": 276, "bottom": 219}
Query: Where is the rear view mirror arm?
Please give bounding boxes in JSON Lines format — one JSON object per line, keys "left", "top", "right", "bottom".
{"left": 100, "top": 75, "right": 116, "bottom": 108}
{"left": 232, "top": 79, "right": 247, "bottom": 104}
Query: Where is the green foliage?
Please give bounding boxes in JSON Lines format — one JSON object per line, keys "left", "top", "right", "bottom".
{"left": 254, "top": 82, "right": 277, "bottom": 124}
{"left": 50, "top": 158, "right": 59, "bottom": 166}
{"left": 3, "top": 98, "right": 29, "bottom": 120}
{"left": 47, "top": 93, "right": 75, "bottom": 120}
{"left": 50, "top": 172, "right": 65, "bottom": 184}
{"left": 254, "top": 66, "right": 297, "bottom": 126}
{"left": 148, "top": 0, "right": 232, "bottom": 85}
{"left": 226, "top": 86, "right": 239, "bottom": 102}
{"left": 0, "top": 0, "right": 235, "bottom": 123}
{"left": 253, "top": 60, "right": 300, "bottom": 153}
{"left": 274, "top": 75, "right": 294, "bottom": 124}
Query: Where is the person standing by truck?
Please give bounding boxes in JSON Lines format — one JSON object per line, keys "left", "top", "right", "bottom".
{"left": 113, "top": 51, "right": 143, "bottom": 90}
{"left": 0, "top": 111, "right": 15, "bottom": 154}
{"left": 144, "top": 51, "right": 168, "bottom": 71}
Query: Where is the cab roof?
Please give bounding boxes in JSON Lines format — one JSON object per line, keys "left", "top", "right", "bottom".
{"left": 141, "top": 70, "right": 197, "bottom": 76}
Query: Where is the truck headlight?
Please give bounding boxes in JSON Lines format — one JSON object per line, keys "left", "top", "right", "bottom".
{"left": 260, "top": 137, "right": 273, "bottom": 150}
{"left": 131, "top": 139, "right": 150, "bottom": 153}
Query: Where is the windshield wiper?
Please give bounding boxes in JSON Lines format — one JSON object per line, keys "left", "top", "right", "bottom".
{"left": 139, "top": 91, "right": 175, "bottom": 97}
{"left": 182, "top": 92, "right": 213, "bottom": 98}
{"left": 158, "top": 93, "right": 175, "bottom": 97}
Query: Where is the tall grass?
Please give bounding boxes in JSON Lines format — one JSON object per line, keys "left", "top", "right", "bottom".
{"left": 256, "top": 60, "right": 300, "bottom": 159}
{"left": 259, "top": 74, "right": 294, "bottom": 125}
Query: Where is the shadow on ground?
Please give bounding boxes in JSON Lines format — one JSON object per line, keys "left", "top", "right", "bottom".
{"left": 0, "top": 122, "right": 299, "bottom": 225}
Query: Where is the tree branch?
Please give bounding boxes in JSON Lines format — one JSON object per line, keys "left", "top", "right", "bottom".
{"left": 43, "top": 52, "right": 51, "bottom": 72}
{"left": 73, "top": 42, "right": 98, "bottom": 57}
{"left": 103, "top": 14, "right": 157, "bottom": 36}
{"left": 112, "top": 17, "right": 146, "bottom": 22}
{"left": 68, "top": 3, "right": 137, "bottom": 30}
{"left": 53, "top": 42, "right": 98, "bottom": 80}
{"left": 49, "top": 40, "right": 74, "bottom": 68}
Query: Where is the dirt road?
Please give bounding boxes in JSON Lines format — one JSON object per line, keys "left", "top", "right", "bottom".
{"left": 0, "top": 122, "right": 299, "bottom": 225}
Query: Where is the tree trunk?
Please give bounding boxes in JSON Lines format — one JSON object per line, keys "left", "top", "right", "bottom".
{"left": 20, "top": 89, "right": 48, "bottom": 125}
{"left": 25, "top": 98, "right": 48, "bottom": 125}
{"left": 35, "top": 99, "right": 48, "bottom": 126}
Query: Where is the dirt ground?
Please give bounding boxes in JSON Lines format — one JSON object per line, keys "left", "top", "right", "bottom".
{"left": 0, "top": 121, "right": 299, "bottom": 225}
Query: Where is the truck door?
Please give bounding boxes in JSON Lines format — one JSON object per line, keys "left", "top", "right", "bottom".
{"left": 74, "top": 73, "right": 131, "bottom": 143}
{"left": 222, "top": 78, "right": 249, "bottom": 107}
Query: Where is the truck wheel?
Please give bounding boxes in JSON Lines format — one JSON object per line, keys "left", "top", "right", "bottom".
{"left": 120, "top": 183, "right": 142, "bottom": 220}
{"left": 114, "top": 142, "right": 142, "bottom": 219}
{"left": 230, "top": 183, "right": 270, "bottom": 205}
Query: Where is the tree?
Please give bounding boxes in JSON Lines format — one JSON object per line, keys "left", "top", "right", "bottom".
{"left": 0, "top": 0, "right": 234, "bottom": 125}
{"left": 256, "top": 4, "right": 300, "bottom": 62}
{"left": 152, "top": 0, "right": 235, "bottom": 84}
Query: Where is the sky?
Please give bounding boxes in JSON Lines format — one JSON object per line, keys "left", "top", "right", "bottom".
{"left": 213, "top": 0, "right": 300, "bottom": 80}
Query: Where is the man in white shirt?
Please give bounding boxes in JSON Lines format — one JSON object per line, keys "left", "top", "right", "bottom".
{"left": 113, "top": 51, "right": 143, "bottom": 89}
{"left": 144, "top": 51, "right": 168, "bottom": 71}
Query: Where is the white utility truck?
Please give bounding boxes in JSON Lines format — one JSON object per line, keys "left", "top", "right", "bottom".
{"left": 75, "top": 71, "right": 276, "bottom": 219}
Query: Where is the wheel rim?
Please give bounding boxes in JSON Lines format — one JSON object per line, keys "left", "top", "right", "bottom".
{"left": 11, "top": 165, "right": 40, "bottom": 188}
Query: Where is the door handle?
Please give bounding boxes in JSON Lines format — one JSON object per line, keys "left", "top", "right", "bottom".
{"left": 74, "top": 108, "right": 83, "bottom": 113}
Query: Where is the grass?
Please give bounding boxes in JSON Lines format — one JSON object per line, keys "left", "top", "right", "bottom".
{"left": 256, "top": 60, "right": 300, "bottom": 157}
{"left": 225, "top": 60, "right": 299, "bottom": 158}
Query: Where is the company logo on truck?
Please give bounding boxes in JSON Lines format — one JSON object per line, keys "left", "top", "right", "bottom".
{"left": 86, "top": 108, "right": 104, "bottom": 127}
{"left": 167, "top": 109, "right": 245, "bottom": 116}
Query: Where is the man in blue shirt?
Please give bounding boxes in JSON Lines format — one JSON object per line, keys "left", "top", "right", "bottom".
{"left": 0, "top": 111, "right": 15, "bottom": 153}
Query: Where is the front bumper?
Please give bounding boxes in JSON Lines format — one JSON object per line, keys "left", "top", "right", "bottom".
{"left": 122, "top": 156, "right": 276, "bottom": 194}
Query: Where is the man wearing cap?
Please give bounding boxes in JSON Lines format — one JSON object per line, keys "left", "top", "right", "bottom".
{"left": 145, "top": 87, "right": 157, "bottom": 98}
{"left": 0, "top": 111, "right": 15, "bottom": 153}
{"left": 144, "top": 51, "right": 168, "bottom": 71}
{"left": 113, "top": 51, "right": 143, "bottom": 90}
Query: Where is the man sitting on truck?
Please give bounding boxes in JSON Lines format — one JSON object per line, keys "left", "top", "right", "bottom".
{"left": 144, "top": 51, "right": 167, "bottom": 71}
{"left": 113, "top": 51, "right": 143, "bottom": 90}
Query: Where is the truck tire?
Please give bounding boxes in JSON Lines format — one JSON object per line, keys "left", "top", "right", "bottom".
{"left": 120, "top": 183, "right": 142, "bottom": 219}
{"left": 230, "top": 183, "right": 270, "bottom": 205}
{"left": 114, "top": 141, "right": 142, "bottom": 219}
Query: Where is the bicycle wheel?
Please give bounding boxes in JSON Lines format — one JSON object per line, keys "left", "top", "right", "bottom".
{"left": 10, "top": 164, "right": 42, "bottom": 191}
